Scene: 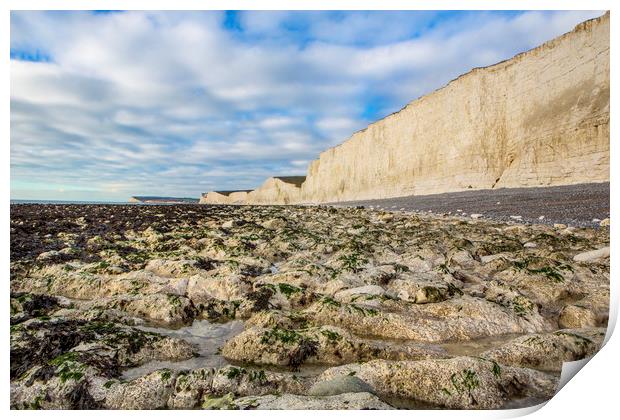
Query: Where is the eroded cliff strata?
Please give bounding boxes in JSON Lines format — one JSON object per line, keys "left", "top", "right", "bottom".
{"left": 202, "top": 12, "right": 609, "bottom": 205}
{"left": 300, "top": 12, "right": 609, "bottom": 203}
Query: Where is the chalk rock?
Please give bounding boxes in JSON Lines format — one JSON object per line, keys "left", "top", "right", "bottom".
{"left": 334, "top": 285, "right": 386, "bottom": 301}
{"left": 234, "top": 392, "right": 393, "bottom": 410}
{"left": 481, "top": 328, "right": 605, "bottom": 372}
{"left": 317, "top": 357, "right": 556, "bottom": 409}
{"left": 559, "top": 305, "right": 599, "bottom": 329}
{"left": 308, "top": 375, "right": 376, "bottom": 396}
{"left": 573, "top": 247, "right": 610, "bottom": 262}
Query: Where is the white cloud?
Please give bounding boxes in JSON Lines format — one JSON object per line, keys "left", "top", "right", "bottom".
{"left": 10, "top": 10, "right": 605, "bottom": 200}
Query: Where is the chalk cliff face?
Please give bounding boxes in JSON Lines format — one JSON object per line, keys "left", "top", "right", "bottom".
{"left": 199, "top": 191, "right": 251, "bottom": 204}
{"left": 300, "top": 13, "right": 610, "bottom": 203}
{"left": 199, "top": 192, "right": 230, "bottom": 204}
{"left": 246, "top": 177, "right": 305, "bottom": 205}
{"left": 228, "top": 191, "right": 250, "bottom": 204}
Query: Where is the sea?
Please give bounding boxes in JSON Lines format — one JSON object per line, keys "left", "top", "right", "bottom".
{"left": 11, "top": 199, "right": 131, "bottom": 205}
{"left": 10, "top": 199, "right": 198, "bottom": 205}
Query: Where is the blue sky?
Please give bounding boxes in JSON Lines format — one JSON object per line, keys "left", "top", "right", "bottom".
{"left": 10, "top": 10, "right": 603, "bottom": 201}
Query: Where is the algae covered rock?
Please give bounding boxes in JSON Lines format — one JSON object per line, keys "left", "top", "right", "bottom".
{"left": 481, "top": 328, "right": 605, "bottom": 371}
{"left": 317, "top": 357, "right": 557, "bottom": 409}
{"left": 221, "top": 325, "right": 446, "bottom": 368}
{"left": 234, "top": 392, "right": 393, "bottom": 410}
{"left": 105, "top": 369, "right": 177, "bottom": 409}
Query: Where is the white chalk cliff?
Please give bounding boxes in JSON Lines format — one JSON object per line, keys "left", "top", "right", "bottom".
{"left": 246, "top": 177, "right": 305, "bottom": 205}
{"left": 199, "top": 190, "right": 251, "bottom": 204}
{"left": 203, "top": 13, "right": 609, "bottom": 205}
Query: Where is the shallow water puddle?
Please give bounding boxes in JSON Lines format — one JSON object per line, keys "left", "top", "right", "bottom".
{"left": 121, "top": 319, "right": 245, "bottom": 380}
{"left": 439, "top": 333, "right": 524, "bottom": 357}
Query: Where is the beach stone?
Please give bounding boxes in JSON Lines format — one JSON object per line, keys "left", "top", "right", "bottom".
{"left": 600, "top": 218, "right": 610, "bottom": 227}
{"left": 480, "top": 254, "right": 506, "bottom": 264}
{"left": 573, "top": 247, "right": 610, "bottom": 262}
{"left": 414, "top": 286, "right": 450, "bottom": 303}
{"left": 470, "top": 214, "right": 483, "bottom": 219}
{"left": 36, "top": 250, "right": 61, "bottom": 261}
{"left": 262, "top": 218, "right": 286, "bottom": 230}
{"left": 559, "top": 305, "right": 598, "bottom": 329}
{"left": 308, "top": 375, "right": 375, "bottom": 396}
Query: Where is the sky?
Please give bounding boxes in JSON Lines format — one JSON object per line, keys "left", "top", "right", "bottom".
{"left": 10, "top": 10, "right": 604, "bottom": 201}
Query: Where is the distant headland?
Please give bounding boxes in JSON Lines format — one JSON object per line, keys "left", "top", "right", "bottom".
{"left": 129, "top": 196, "right": 199, "bottom": 204}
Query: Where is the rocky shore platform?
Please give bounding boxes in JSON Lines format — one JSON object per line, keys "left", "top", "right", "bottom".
{"left": 10, "top": 203, "right": 609, "bottom": 409}
{"left": 332, "top": 183, "right": 610, "bottom": 228}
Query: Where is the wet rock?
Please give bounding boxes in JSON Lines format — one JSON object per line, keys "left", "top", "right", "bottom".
{"left": 308, "top": 374, "right": 376, "bottom": 396}
{"left": 479, "top": 254, "right": 508, "bottom": 264}
{"left": 221, "top": 325, "right": 446, "bottom": 368}
{"left": 105, "top": 369, "right": 177, "bottom": 409}
{"left": 334, "top": 285, "right": 387, "bottom": 302}
{"left": 262, "top": 218, "right": 286, "bottom": 230}
{"left": 481, "top": 328, "right": 605, "bottom": 371}
{"left": 202, "top": 392, "right": 237, "bottom": 409}
{"left": 100, "top": 293, "right": 197, "bottom": 326}
{"left": 11, "top": 292, "right": 59, "bottom": 323}
{"left": 187, "top": 274, "right": 251, "bottom": 303}
{"left": 573, "top": 247, "right": 610, "bottom": 262}
{"left": 317, "top": 357, "right": 556, "bottom": 409}
{"left": 11, "top": 372, "right": 102, "bottom": 409}
{"left": 234, "top": 392, "right": 393, "bottom": 410}
{"left": 168, "top": 368, "right": 215, "bottom": 409}
{"left": 306, "top": 295, "right": 548, "bottom": 342}
{"left": 10, "top": 317, "right": 195, "bottom": 382}
{"left": 167, "top": 364, "right": 313, "bottom": 409}
{"left": 387, "top": 278, "right": 446, "bottom": 303}
{"left": 37, "top": 250, "right": 62, "bottom": 262}
{"left": 10, "top": 203, "right": 609, "bottom": 409}
{"left": 144, "top": 259, "right": 206, "bottom": 277}
{"left": 210, "top": 365, "right": 310, "bottom": 397}
{"left": 558, "top": 305, "right": 599, "bottom": 328}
